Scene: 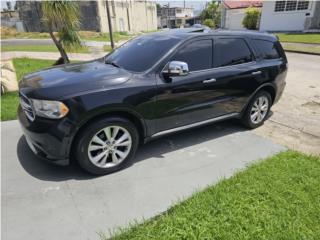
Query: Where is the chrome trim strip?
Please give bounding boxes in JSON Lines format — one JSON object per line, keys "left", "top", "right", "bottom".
{"left": 151, "top": 113, "right": 239, "bottom": 138}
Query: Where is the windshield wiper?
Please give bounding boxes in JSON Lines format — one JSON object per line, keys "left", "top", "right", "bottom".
{"left": 105, "top": 60, "right": 121, "bottom": 68}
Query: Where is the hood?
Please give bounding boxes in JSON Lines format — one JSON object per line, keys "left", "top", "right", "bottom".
{"left": 19, "top": 59, "right": 132, "bottom": 99}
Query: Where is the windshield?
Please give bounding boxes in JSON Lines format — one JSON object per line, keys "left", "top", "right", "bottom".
{"left": 105, "top": 35, "right": 182, "bottom": 72}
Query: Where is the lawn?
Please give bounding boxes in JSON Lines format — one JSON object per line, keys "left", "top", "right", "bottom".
{"left": 277, "top": 33, "right": 320, "bottom": 44}
{"left": 103, "top": 45, "right": 113, "bottom": 52}
{"left": 1, "top": 44, "right": 89, "bottom": 53}
{"left": 1, "top": 58, "right": 55, "bottom": 121}
{"left": 282, "top": 43, "right": 320, "bottom": 54}
{"left": 108, "top": 151, "right": 320, "bottom": 240}
{"left": 1, "top": 27, "right": 133, "bottom": 43}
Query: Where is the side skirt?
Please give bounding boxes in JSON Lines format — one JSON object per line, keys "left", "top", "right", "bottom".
{"left": 145, "top": 112, "right": 240, "bottom": 142}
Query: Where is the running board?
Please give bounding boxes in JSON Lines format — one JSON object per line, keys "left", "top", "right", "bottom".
{"left": 151, "top": 113, "right": 239, "bottom": 138}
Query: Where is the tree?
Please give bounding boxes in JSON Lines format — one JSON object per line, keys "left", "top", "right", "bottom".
{"left": 203, "top": 19, "right": 215, "bottom": 28}
{"left": 42, "top": 1, "right": 81, "bottom": 64}
{"left": 242, "top": 7, "right": 261, "bottom": 30}
{"left": 200, "top": 1, "right": 221, "bottom": 28}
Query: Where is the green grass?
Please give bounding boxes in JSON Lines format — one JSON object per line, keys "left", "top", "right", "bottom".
{"left": 1, "top": 92, "right": 20, "bottom": 121}
{"left": 282, "top": 44, "right": 320, "bottom": 54}
{"left": 1, "top": 27, "right": 133, "bottom": 42}
{"left": 13, "top": 58, "right": 55, "bottom": 81}
{"left": 79, "top": 31, "right": 133, "bottom": 42}
{"left": 1, "top": 58, "right": 55, "bottom": 121}
{"left": 109, "top": 151, "right": 320, "bottom": 240}
{"left": 103, "top": 45, "right": 113, "bottom": 52}
{"left": 1, "top": 44, "right": 89, "bottom": 53}
{"left": 277, "top": 33, "right": 320, "bottom": 44}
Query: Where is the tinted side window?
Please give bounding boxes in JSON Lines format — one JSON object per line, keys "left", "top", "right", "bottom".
{"left": 172, "top": 39, "right": 213, "bottom": 71}
{"left": 214, "top": 38, "right": 253, "bottom": 67}
{"left": 253, "top": 39, "right": 280, "bottom": 59}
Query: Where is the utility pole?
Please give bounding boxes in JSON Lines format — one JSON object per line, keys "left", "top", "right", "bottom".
{"left": 106, "top": 0, "right": 115, "bottom": 49}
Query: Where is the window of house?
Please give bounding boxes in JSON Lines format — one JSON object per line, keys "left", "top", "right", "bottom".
{"left": 214, "top": 38, "right": 253, "bottom": 67}
{"left": 275, "top": 1, "right": 286, "bottom": 11}
{"left": 297, "top": 0, "right": 309, "bottom": 10}
{"left": 285, "top": 0, "right": 298, "bottom": 11}
{"left": 172, "top": 40, "right": 213, "bottom": 71}
{"left": 274, "top": 0, "right": 309, "bottom": 12}
{"left": 252, "top": 39, "right": 280, "bottom": 60}
{"left": 176, "top": 19, "right": 182, "bottom": 24}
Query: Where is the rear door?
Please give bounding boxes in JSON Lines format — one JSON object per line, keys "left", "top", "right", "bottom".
{"left": 207, "top": 37, "right": 263, "bottom": 114}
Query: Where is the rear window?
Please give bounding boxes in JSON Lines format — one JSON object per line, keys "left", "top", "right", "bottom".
{"left": 253, "top": 39, "right": 280, "bottom": 60}
{"left": 214, "top": 38, "right": 253, "bottom": 67}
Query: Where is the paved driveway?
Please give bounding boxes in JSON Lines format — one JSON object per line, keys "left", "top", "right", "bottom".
{"left": 2, "top": 120, "right": 284, "bottom": 240}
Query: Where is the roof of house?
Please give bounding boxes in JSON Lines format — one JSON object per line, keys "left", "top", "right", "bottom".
{"left": 223, "top": 0, "right": 262, "bottom": 9}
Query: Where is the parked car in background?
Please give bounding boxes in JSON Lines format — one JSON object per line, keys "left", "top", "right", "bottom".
{"left": 18, "top": 28, "right": 287, "bottom": 175}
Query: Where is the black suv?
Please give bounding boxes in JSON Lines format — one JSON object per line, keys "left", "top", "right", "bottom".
{"left": 18, "top": 29, "right": 287, "bottom": 175}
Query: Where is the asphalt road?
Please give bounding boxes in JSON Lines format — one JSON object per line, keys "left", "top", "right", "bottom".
{"left": 1, "top": 120, "right": 285, "bottom": 240}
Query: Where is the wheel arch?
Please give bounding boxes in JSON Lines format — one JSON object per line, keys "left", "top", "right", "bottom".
{"left": 68, "top": 108, "right": 147, "bottom": 160}
{"left": 241, "top": 83, "right": 276, "bottom": 115}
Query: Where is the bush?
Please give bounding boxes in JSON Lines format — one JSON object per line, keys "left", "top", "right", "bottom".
{"left": 203, "top": 19, "right": 215, "bottom": 28}
{"left": 242, "top": 7, "right": 261, "bottom": 30}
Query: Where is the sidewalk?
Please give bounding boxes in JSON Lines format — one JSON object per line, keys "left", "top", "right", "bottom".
{"left": 1, "top": 51, "right": 107, "bottom": 61}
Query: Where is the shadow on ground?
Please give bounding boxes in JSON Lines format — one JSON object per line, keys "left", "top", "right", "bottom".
{"left": 17, "top": 120, "right": 246, "bottom": 182}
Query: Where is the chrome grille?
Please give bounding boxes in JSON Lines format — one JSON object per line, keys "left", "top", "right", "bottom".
{"left": 19, "top": 92, "right": 35, "bottom": 121}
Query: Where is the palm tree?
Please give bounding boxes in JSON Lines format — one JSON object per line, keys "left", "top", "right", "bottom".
{"left": 42, "top": 1, "right": 81, "bottom": 64}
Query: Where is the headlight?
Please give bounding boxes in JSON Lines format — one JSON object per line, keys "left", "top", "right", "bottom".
{"left": 31, "top": 99, "right": 69, "bottom": 119}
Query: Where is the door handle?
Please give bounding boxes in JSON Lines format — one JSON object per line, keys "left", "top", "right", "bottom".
{"left": 251, "top": 71, "right": 262, "bottom": 75}
{"left": 203, "top": 78, "right": 216, "bottom": 84}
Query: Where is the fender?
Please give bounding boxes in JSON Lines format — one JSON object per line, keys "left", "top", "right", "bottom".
{"left": 66, "top": 105, "right": 148, "bottom": 157}
{"left": 240, "top": 82, "right": 277, "bottom": 116}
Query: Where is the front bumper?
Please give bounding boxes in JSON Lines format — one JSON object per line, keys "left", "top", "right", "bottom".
{"left": 18, "top": 105, "right": 74, "bottom": 164}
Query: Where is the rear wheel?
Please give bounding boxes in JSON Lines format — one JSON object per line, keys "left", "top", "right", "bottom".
{"left": 75, "top": 117, "right": 139, "bottom": 175}
{"left": 242, "top": 91, "right": 271, "bottom": 129}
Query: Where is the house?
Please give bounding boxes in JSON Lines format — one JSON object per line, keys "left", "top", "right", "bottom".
{"left": 15, "top": 0, "right": 157, "bottom": 33}
{"left": 259, "top": 0, "right": 320, "bottom": 32}
{"left": 220, "top": 0, "right": 262, "bottom": 30}
{"left": 158, "top": 6, "right": 197, "bottom": 28}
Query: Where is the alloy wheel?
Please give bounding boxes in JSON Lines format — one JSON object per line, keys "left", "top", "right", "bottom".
{"left": 250, "top": 96, "right": 269, "bottom": 124}
{"left": 88, "top": 126, "right": 132, "bottom": 168}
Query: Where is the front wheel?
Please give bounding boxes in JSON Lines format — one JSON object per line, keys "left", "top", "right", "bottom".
{"left": 75, "top": 117, "right": 139, "bottom": 175}
{"left": 242, "top": 91, "right": 272, "bottom": 129}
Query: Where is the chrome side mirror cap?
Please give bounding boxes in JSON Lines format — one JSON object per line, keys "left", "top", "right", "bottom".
{"left": 163, "top": 61, "right": 189, "bottom": 78}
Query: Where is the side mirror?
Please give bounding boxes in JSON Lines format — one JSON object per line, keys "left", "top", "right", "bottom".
{"left": 162, "top": 61, "right": 189, "bottom": 79}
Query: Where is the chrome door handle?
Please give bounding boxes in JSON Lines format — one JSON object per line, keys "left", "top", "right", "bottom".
{"left": 203, "top": 78, "right": 216, "bottom": 83}
{"left": 251, "top": 71, "right": 262, "bottom": 75}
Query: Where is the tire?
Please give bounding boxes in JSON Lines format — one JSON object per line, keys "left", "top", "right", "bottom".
{"left": 242, "top": 91, "right": 272, "bottom": 129}
{"left": 75, "top": 117, "right": 139, "bottom": 175}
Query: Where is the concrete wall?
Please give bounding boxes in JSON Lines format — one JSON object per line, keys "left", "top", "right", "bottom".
{"left": 15, "top": 0, "right": 157, "bottom": 33}
{"left": 98, "top": 0, "right": 157, "bottom": 33}
{"left": 260, "top": 1, "right": 318, "bottom": 31}
{"left": 225, "top": 8, "right": 246, "bottom": 30}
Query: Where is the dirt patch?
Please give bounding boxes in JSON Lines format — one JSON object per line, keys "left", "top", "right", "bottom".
{"left": 253, "top": 52, "right": 320, "bottom": 155}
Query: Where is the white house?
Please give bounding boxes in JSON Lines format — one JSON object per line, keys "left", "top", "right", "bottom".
{"left": 260, "top": 0, "right": 320, "bottom": 32}
{"left": 220, "top": 0, "right": 262, "bottom": 30}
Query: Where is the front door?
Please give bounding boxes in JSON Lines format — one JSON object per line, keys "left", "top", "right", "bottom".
{"left": 154, "top": 36, "right": 260, "bottom": 133}
{"left": 154, "top": 38, "right": 220, "bottom": 132}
